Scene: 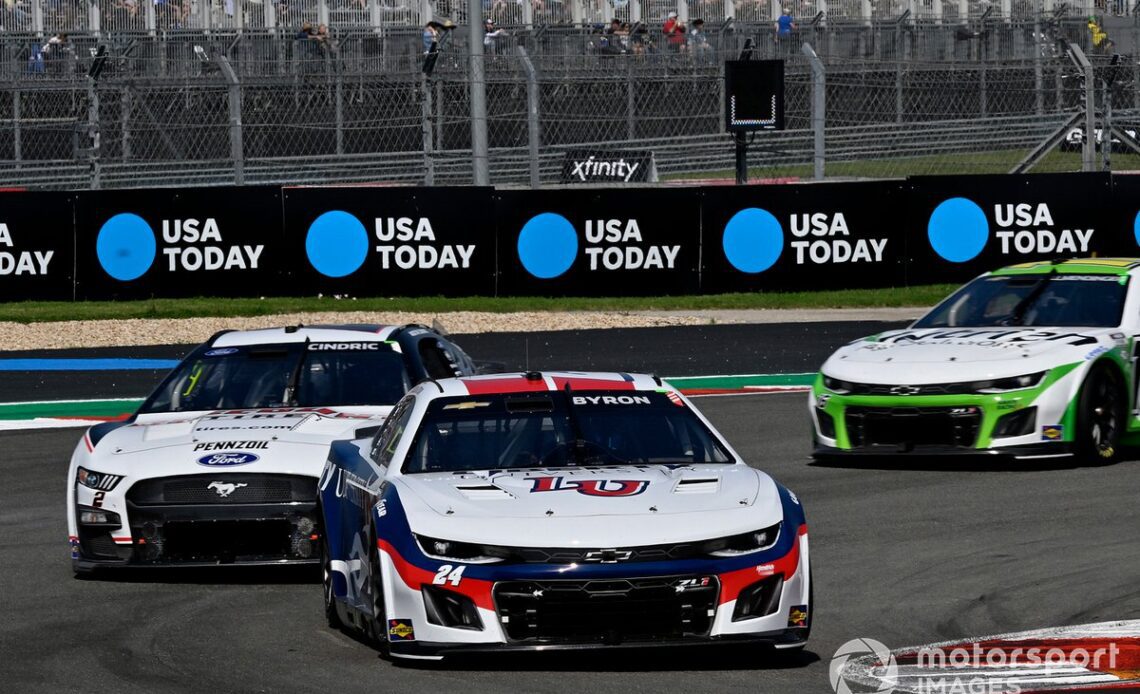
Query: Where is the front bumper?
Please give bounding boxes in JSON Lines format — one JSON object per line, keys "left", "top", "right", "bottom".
{"left": 809, "top": 374, "right": 1076, "bottom": 459}
{"left": 373, "top": 525, "right": 812, "bottom": 659}
{"left": 71, "top": 473, "right": 321, "bottom": 570}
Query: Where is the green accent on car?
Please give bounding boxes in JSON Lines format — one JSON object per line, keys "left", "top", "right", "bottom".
{"left": 812, "top": 363, "right": 1082, "bottom": 449}
{"left": 990, "top": 258, "right": 1140, "bottom": 277}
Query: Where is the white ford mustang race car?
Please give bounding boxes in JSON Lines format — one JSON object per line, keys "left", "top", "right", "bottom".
{"left": 66, "top": 324, "right": 476, "bottom": 572}
{"left": 812, "top": 258, "right": 1140, "bottom": 463}
{"left": 318, "top": 371, "right": 811, "bottom": 659}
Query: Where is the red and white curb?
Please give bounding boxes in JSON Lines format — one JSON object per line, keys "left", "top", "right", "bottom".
{"left": 837, "top": 621, "right": 1140, "bottom": 693}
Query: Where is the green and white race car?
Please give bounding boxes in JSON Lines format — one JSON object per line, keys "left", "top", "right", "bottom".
{"left": 811, "top": 258, "right": 1140, "bottom": 464}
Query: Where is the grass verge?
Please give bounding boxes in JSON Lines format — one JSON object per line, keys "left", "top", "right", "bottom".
{"left": 0, "top": 286, "right": 955, "bottom": 323}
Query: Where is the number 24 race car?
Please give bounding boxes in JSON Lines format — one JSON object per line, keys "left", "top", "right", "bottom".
{"left": 812, "top": 258, "right": 1140, "bottom": 463}
{"left": 318, "top": 372, "right": 811, "bottom": 659}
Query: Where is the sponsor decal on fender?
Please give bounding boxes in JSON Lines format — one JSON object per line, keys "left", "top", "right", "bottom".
{"left": 387, "top": 619, "right": 415, "bottom": 641}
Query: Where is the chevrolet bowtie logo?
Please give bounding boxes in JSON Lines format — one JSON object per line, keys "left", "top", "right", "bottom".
{"left": 889, "top": 385, "right": 920, "bottom": 395}
{"left": 584, "top": 549, "right": 633, "bottom": 563}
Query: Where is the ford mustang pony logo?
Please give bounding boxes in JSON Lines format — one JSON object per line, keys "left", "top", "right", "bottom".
{"left": 207, "top": 481, "right": 248, "bottom": 498}
{"left": 197, "top": 452, "right": 260, "bottom": 467}
{"left": 528, "top": 477, "right": 649, "bottom": 497}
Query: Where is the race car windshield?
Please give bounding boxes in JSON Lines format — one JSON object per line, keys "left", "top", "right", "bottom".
{"left": 139, "top": 343, "right": 411, "bottom": 413}
{"left": 402, "top": 390, "right": 734, "bottom": 473}
{"left": 913, "top": 274, "right": 1128, "bottom": 328}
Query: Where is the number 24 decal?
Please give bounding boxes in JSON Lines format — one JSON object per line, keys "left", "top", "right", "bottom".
{"left": 433, "top": 564, "right": 465, "bottom": 586}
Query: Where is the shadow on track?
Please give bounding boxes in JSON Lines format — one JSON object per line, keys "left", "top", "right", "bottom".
{"left": 384, "top": 644, "right": 821, "bottom": 673}
{"left": 73, "top": 564, "right": 320, "bottom": 585}
{"left": 808, "top": 452, "right": 1137, "bottom": 472}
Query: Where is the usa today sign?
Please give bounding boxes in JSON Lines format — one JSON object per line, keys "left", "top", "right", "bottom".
{"left": 74, "top": 187, "right": 282, "bottom": 300}
{"left": 908, "top": 173, "right": 1117, "bottom": 284}
{"left": 700, "top": 181, "right": 905, "bottom": 292}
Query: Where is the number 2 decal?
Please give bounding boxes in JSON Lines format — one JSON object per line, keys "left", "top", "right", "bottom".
{"left": 432, "top": 564, "right": 465, "bottom": 586}
{"left": 92, "top": 491, "right": 105, "bottom": 508}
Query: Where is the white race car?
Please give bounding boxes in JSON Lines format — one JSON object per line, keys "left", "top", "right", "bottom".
{"left": 67, "top": 324, "right": 477, "bottom": 572}
{"left": 318, "top": 371, "right": 811, "bottom": 659}
{"left": 812, "top": 258, "right": 1140, "bottom": 463}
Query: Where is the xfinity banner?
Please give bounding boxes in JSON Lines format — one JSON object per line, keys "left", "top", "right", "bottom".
{"left": 906, "top": 173, "right": 1117, "bottom": 284}
{"left": 74, "top": 187, "right": 284, "bottom": 300}
{"left": 282, "top": 186, "right": 496, "bottom": 297}
{"left": 497, "top": 189, "right": 699, "bottom": 296}
{"left": 0, "top": 191, "right": 74, "bottom": 300}
{"left": 700, "top": 181, "right": 905, "bottom": 292}
{"left": 559, "top": 150, "right": 658, "bottom": 184}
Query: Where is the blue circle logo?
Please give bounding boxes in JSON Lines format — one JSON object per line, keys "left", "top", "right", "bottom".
{"left": 96, "top": 213, "right": 156, "bottom": 281}
{"left": 517, "top": 213, "right": 577, "bottom": 279}
{"left": 306, "top": 210, "right": 369, "bottom": 278}
{"left": 722, "top": 208, "right": 784, "bottom": 274}
{"left": 1133, "top": 210, "right": 1140, "bottom": 247}
{"left": 928, "top": 197, "right": 988, "bottom": 263}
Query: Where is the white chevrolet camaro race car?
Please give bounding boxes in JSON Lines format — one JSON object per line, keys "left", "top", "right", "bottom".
{"left": 318, "top": 371, "right": 811, "bottom": 659}
{"left": 66, "top": 324, "right": 476, "bottom": 572}
{"left": 812, "top": 258, "right": 1140, "bottom": 463}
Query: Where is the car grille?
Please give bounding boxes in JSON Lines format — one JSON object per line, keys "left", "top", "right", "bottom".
{"left": 841, "top": 381, "right": 977, "bottom": 396}
{"left": 126, "top": 474, "right": 316, "bottom": 506}
{"left": 510, "top": 543, "right": 705, "bottom": 564}
{"left": 160, "top": 519, "right": 294, "bottom": 563}
{"left": 846, "top": 406, "right": 981, "bottom": 448}
{"left": 494, "top": 575, "right": 718, "bottom": 643}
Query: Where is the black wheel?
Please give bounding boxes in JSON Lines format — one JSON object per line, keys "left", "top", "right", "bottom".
{"left": 1075, "top": 365, "right": 1125, "bottom": 465}
{"left": 320, "top": 532, "right": 343, "bottom": 629}
{"left": 366, "top": 529, "right": 390, "bottom": 655}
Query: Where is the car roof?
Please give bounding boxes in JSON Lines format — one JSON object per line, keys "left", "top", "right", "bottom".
{"left": 991, "top": 258, "right": 1140, "bottom": 277}
{"left": 416, "top": 371, "right": 668, "bottom": 399}
{"left": 210, "top": 324, "right": 403, "bottom": 347}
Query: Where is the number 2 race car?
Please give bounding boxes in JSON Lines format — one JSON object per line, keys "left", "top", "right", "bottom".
{"left": 812, "top": 258, "right": 1140, "bottom": 463}
{"left": 67, "top": 324, "right": 476, "bottom": 572}
{"left": 318, "top": 372, "right": 811, "bottom": 659}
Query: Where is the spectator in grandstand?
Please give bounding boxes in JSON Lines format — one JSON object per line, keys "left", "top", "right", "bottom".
{"left": 3, "top": 0, "right": 30, "bottom": 27}
{"left": 483, "top": 18, "right": 507, "bottom": 53}
{"left": 630, "top": 21, "right": 650, "bottom": 54}
{"left": 296, "top": 20, "right": 314, "bottom": 39}
{"left": 1088, "top": 16, "right": 1115, "bottom": 53}
{"left": 663, "top": 11, "right": 686, "bottom": 52}
{"left": 315, "top": 23, "right": 332, "bottom": 55}
{"left": 774, "top": 7, "right": 796, "bottom": 51}
{"left": 41, "top": 32, "right": 72, "bottom": 75}
{"left": 423, "top": 20, "right": 441, "bottom": 52}
{"left": 687, "top": 17, "right": 711, "bottom": 60}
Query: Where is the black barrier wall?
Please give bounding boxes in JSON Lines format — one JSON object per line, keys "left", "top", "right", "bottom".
{"left": 3, "top": 172, "right": 1140, "bottom": 301}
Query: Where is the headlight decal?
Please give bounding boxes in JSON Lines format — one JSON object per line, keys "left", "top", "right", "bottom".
{"left": 76, "top": 467, "right": 123, "bottom": 491}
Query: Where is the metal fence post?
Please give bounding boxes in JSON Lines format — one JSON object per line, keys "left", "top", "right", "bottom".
{"left": 517, "top": 46, "right": 540, "bottom": 188}
{"left": 121, "top": 86, "right": 131, "bottom": 162}
{"left": 87, "top": 78, "right": 101, "bottom": 189}
{"left": 421, "top": 76, "right": 435, "bottom": 185}
{"left": 803, "top": 42, "right": 825, "bottom": 181}
{"left": 468, "top": 0, "right": 490, "bottom": 186}
{"left": 1033, "top": 13, "right": 1043, "bottom": 115}
{"left": 1066, "top": 41, "right": 1095, "bottom": 171}
{"left": 219, "top": 56, "right": 245, "bottom": 185}
{"left": 12, "top": 90, "right": 21, "bottom": 167}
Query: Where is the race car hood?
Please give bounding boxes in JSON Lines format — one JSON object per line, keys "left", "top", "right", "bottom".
{"left": 822, "top": 326, "right": 1120, "bottom": 384}
{"left": 87, "top": 406, "right": 391, "bottom": 479}
{"left": 393, "top": 464, "right": 786, "bottom": 547}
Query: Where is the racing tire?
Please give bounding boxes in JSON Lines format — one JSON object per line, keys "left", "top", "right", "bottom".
{"left": 319, "top": 531, "right": 343, "bottom": 630}
{"left": 366, "top": 528, "right": 390, "bottom": 656}
{"left": 1075, "top": 364, "right": 1125, "bottom": 466}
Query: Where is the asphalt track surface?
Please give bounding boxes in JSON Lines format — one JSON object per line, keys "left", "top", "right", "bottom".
{"left": 3, "top": 324, "right": 1140, "bottom": 693}
{"left": 0, "top": 321, "right": 905, "bottom": 402}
